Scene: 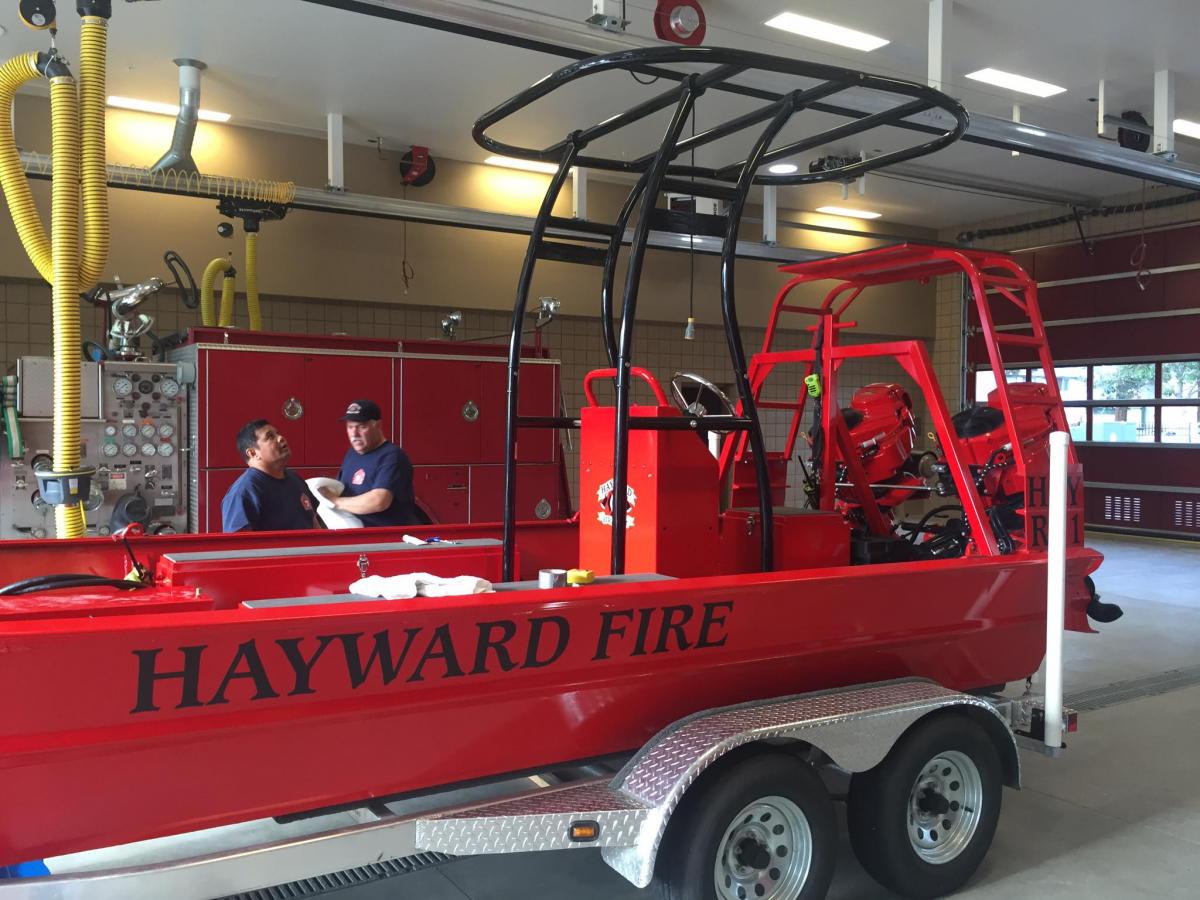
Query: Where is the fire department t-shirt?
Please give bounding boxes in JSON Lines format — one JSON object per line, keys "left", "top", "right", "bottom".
{"left": 221, "top": 468, "right": 319, "bottom": 532}
{"left": 337, "top": 441, "right": 419, "bottom": 527}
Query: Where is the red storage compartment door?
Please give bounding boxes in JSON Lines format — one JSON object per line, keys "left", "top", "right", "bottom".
{"left": 203, "top": 350, "right": 306, "bottom": 468}
{"left": 469, "top": 464, "right": 562, "bottom": 522}
{"left": 413, "top": 465, "right": 470, "bottom": 524}
{"left": 302, "top": 354, "right": 394, "bottom": 466}
{"left": 479, "top": 360, "right": 558, "bottom": 464}
{"left": 400, "top": 358, "right": 482, "bottom": 464}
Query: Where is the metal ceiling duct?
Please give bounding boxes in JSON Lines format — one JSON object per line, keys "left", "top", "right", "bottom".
{"left": 150, "top": 58, "right": 206, "bottom": 175}
{"left": 302, "top": 0, "right": 1200, "bottom": 193}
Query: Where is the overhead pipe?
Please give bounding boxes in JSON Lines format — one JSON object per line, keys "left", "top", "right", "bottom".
{"left": 301, "top": 0, "right": 1200, "bottom": 193}
{"left": 151, "top": 59, "right": 205, "bottom": 175}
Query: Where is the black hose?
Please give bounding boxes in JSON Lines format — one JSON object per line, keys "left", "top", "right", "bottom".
{"left": 164, "top": 250, "right": 200, "bottom": 310}
{"left": 903, "top": 504, "right": 964, "bottom": 543}
{"left": 0, "top": 574, "right": 150, "bottom": 596}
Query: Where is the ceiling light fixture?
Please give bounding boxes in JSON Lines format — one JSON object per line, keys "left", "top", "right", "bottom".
{"left": 964, "top": 68, "right": 1066, "bottom": 98}
{"left": 484, "top": 155, "right": 561, "bottom": 175}
{"left": 815, "top": 205, "right": 881, "bottom": 219}
{"left": 764, "top": 12, "right": 888, "bottom": 52}
{"left": 768, "top": 162, "right": 799, "bottom": 174}
{"left": 1173, "top": 118, "right": 1200, "bottom": 140}
{"left": 107, "top": 95, "right": 231, "bottom": 122}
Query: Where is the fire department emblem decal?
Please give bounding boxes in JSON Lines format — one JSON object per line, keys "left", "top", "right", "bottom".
{"left": 596, "top": 478, "right": 636, "bottom": 528}
{"left": 352, "top": 468, "right": 366, "bottom": 486}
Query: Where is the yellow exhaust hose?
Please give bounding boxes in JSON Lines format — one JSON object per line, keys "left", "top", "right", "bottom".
{"left": 50, "top": 76, "right": 85, "bottom": 538}
{"left": 0, "top": 53, "right": 53, "bottom": 282}
{"left": 218, "top": 270, "right": 236, "bottom": 327}
{"left": 245, "top": 230, "right": 262, "bottom": 330}
{"left": 77, "top": 16, "right": 109, "bottom": 291}
{"left": 199, "top": 257, "right": 229, "bottom": 326}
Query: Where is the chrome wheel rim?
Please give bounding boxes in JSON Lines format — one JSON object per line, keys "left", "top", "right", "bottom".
{"left": 714, "top": 795, "right": 813, "bottom": 900}
{"left": 907, "top": 750, "right": 983, "bottom": 864}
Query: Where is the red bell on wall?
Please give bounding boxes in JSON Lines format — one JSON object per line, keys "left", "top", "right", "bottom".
{"left": 654, "top": 0, "right": 706, "bottom": 46}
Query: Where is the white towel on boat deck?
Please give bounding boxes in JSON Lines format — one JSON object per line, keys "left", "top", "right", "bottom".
{"left": 350, "top": 573, "right": 493, "bottom": 600}
{"left": 305, "top": 477, "right": 363, "bottom": 530}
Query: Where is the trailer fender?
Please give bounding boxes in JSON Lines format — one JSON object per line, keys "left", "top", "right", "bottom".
{"left": 601, "top": 678, "right": 1017, "bottom": 888}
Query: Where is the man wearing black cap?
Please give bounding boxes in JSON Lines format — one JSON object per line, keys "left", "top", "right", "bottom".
{"left": 320, "top": 399, "right": 419, "bottom": 527}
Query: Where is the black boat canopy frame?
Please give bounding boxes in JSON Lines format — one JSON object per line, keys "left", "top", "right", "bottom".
{"left": 474, "top": 46, "right": 969, "bottom": 581}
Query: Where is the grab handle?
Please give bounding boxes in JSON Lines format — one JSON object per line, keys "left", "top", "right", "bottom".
{"left": 583, "top": 367, "right": 668, "bottom": 407}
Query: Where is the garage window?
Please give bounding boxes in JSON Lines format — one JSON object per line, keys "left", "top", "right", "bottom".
{"left": 972, "top": 359, "right": 1200, "bottom": 444}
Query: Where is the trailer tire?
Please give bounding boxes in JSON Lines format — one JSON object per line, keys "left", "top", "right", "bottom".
{"left": 653, "top": 752, "right": 836, "bottom": 900}
{"left": 846, "top": 714, "right": 1002, "bottom": 898}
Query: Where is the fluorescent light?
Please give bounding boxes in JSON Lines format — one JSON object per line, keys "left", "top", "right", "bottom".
{"left": 484, "top": 155, "right": 560, "bottom": 175}
{"left": 816, "top": 206, "right": 881, "bottom": 219}
{"left": 107, "top": 95, "right": 232, "bottom": 122}
{"left": 764, "top": 12, "right": 888, "bottom": 52}
{"left": 964, "top": 68, "right": 1066, "bottom": 98}
{"left": 768, "top": 162, "right": 799, "bottom": 175}
{"left": 1174, "top": 118, "right": 1200, "bottom": 140}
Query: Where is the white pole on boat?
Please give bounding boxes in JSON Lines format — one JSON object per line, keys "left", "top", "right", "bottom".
{"left": 1044, "top": 430, "right": 1068, "bottom": 750}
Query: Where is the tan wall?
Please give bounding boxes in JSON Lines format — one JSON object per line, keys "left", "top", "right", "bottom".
{"left": 1, "top": 94, "right": 936, "bottom": 335}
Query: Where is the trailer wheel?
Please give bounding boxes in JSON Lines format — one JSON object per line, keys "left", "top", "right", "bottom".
{"left": 847, "top": 715, "right": 1002, "bottom": 898}
{"left": 653, "top": 753, "right": 836, "bottom": 900}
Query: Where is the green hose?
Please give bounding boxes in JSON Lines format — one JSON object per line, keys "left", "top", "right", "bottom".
{"left": 2, "top": 374, "right": 21, "bottom": 459}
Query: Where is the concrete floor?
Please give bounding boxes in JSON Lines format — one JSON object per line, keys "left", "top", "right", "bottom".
{"left": 329, "top": 532, "right": 1199, "bottom": 900}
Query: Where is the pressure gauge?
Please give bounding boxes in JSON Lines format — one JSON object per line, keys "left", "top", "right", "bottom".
{"left": 141, "top": 442, "right": 157, "bottom": 458}
{"left": 101, "top": 442, "right": 119, "bottom": 458}
{"left": 121, "top": 423, "right": 138, "bottom": 438}
{"left": 157, "top": 423, "right": 175, "bottom": 438}
{"left": 104, "top": 424, "right": 118, "bottom": 436}
{"left": 157, "top": 442, "right": 175, "bottom": 457}
{"left": 159, "top": 378, "right": 181, "bottom": 399}
{"left": 113, "top": 377, "right": 134, "bottom": 398}
{"left": 122, "top": 443, "right": 138, "bottom": 457}
{"left": 140, "top": 423, "right": 157, "bottom": 439}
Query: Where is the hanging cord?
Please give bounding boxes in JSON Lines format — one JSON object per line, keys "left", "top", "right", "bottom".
{"left": 1130, "top": 180, "right": 1151, "bottom": 291}
{"left": 400, "top": 183, "right": 415, "bottom": 294}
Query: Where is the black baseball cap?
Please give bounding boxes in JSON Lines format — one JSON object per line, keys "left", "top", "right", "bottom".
{"left": 339, "top": 399, "right": 382, "bottom": 422}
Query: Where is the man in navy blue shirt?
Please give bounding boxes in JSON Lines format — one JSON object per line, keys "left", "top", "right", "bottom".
{"left": 320, "top": 399, "right": 419, "bottom": 527}
{"left": 221, "top": 419, "right": 321, "bottom": 532}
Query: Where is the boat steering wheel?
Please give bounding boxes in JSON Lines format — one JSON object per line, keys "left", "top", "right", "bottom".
{"left": 670, "top": 372, "right": 738, "bottom": 430}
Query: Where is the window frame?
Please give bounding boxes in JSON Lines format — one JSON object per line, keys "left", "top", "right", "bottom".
{"left": 969, "top": 356, "right": 1200, "bottom": 446}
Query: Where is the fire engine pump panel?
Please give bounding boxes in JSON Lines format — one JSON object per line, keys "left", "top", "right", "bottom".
{"left": 0, "top": 2, "right": 1139, "bottom": 898}
{"left": 0, "top": 357, "right": 186, "bottom": 537}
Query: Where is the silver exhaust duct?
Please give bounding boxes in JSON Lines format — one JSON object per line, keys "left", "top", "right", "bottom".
{"left": 151, "top": 58, "right": 206, "bottom": 175}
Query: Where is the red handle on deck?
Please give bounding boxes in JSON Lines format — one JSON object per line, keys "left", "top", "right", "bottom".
{"left": 583, "top": 367, "right": 669, "bottom": 407}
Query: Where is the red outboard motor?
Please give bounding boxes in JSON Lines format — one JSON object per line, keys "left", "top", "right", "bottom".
{"left": 834, "top": 383, "right": 923, "bottom": 511}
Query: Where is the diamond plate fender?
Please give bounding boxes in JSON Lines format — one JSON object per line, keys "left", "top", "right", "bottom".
{"left": 602, "top": 678, "right": 1019, "bottom": 887}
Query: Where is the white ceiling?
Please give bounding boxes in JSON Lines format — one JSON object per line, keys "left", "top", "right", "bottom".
{"left": 3, "top": 0, "right": 1200, "bottom": 231}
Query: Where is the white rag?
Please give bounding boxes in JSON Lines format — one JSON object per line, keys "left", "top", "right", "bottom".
{"left": 305, "top": 476, "right": 363, "bottom": 530}
{"left": 350, "top": 572, "right": 494, "bottom": 600}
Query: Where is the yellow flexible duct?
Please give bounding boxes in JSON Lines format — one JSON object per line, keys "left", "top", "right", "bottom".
{"left": 49, "top": 76, "right": 85, "bottom": 538}
{"left": 77, "top": 16, "right": 109, "bottom": 291}
{"left": 199, "top": 256, "right": 228, "bottom": 326}
{"left": 245, "top": 230, "right": 261, "bottom": 330}
{"left": 218, "top": 269, "right": 236, "bottom": 327}
{"left": 0, "top": 53, "right": 53, "bottom": 282}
